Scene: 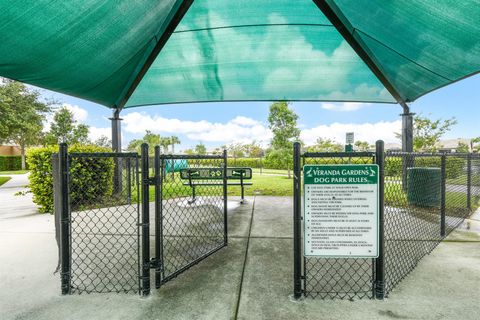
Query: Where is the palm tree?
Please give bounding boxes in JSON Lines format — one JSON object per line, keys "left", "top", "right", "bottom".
{"left": 159, "top": 137, "right": 170, "bottom": 153}
{"left": 170, "top": 136, "right": 181, "bottom": 154}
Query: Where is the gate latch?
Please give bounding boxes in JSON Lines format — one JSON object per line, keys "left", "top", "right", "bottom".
{"left": 149, "top": 258, "right": 158, "bottom": 269}
{"left": 147, "top": 177, "right": 157, "bottom": 185}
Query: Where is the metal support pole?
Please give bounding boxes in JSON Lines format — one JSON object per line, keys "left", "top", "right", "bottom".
{"left": 401, "top": 109, "right": 414, "bottom": 191}
{"left": 293, "top": 142, "right": 302, "bottom": 299}
{"left": 154, "top": 146, "right": 162, "bottom": 288}
{"left": 401, "top": 110, "right": 414, "bottom": 153}
{"left": 59, "top": 143, "right": 71, "bottom": 295}
{"left": 141, "top": 143, "right": 150, "bottom": 296}
{"left": 375, "top": 140, "right": 385, "bottom": 300}
{"left": 467, "top": 154, "right": 472, "bottom": 212}
{"left": 223, "top": 149, "right": 228, "bottom": 245}
{"left": 111, "top": 109, "right": 123, "bottom": 194}
{"left": 440, "top": 154, "right": 446, "bottom": 237}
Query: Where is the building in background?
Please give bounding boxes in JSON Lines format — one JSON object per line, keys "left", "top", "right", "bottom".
{"left": 0, "top": 143, "right": 21, "bottom": 156}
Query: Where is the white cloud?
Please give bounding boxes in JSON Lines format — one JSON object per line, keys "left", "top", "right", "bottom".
{"left": 122, "top": 112, "right": 272, "bottom": 144}
{"left": 89, "top": 127, "right": 111, "bottom": 142}
{"left": 300, "top": 120, "right": 401, "bottom": 146}
{"left": 320, "top": 102, "right": 370, "bottom": 112}
{"left": 62, "top": 103, "right": 88, "bottom": 122}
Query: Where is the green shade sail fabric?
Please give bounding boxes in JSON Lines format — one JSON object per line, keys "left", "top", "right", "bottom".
{"left": 0, "top": 0, "right": 478, "bottom": 108}
{"left": 328, "top": 0, "right": 480, "bottom": 102}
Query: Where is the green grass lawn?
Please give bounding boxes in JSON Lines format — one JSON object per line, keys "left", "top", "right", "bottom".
{"left": 0, "top": 170, "right": 29, "bottom": 175}
{"left": 0, "top": 176, "right": 11, "bottom": 187}
{"left": 146, "top": 174, "right": 294, "bottom": 201}
{"left": 138, "top": 171, "right": 479, "bottom": 214}
{"left": 251, "top": 168, "right": 289, "bottom": 175}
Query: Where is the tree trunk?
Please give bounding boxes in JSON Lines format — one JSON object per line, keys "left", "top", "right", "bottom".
{"left": 288, "top": 168, "right": 291, "bottom": 179}
{"left": 21, "top": 144, "right": 26, "bottom": 170}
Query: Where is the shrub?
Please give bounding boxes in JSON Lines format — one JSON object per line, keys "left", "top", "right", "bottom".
{"left": 27, "top": 145, "right": 114, "bottom": 213}
{"left": 0, "top": 155, "right": 23, "bottom": 171}
{"left": 385, "top": 156, "right": 464, "bottom": 179}
{"left": 227, "top": 158, "right": 263, "bottom": 168}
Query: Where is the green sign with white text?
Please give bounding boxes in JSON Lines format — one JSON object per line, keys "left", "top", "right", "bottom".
{"left": 304, "top": 164, "right": 379, "bottom": 258}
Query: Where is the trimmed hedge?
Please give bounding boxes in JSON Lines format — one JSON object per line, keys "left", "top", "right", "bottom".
{"left": 27, "top": 145, "right": 114, "bottom": 213}
{"left": 385, "top": 156, "right": 464, "bottom": 179}
{"left": 0, "top": 155, "right": 23, "bottom": 171}
{"left": 227, "top": 158, "right": 263, "bottom": 168}
{"left": 197, "top": 155, "right": 465, "bottom": 179}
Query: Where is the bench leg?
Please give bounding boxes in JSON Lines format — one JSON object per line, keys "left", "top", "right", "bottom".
{"left": 188, "top": 186, "right": 196, "bottom": 204}
{"left": 240, "top": 185, "right": 245, "bottom": 204}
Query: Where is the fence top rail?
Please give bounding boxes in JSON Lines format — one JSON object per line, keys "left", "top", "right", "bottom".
{"left": 157, "top": 154, "right": 224, "bottom": 160}
{"left": 68, "top": 152, "right": 139, "bottom": 158}
{"left": 386, "top": 151, "right": 479, "bottom": 157}
{"left": 302, "top": 151, "right": 375, "bottom": 158}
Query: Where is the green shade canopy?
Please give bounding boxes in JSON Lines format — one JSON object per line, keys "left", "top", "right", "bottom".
{"left": 0, "top": 0, "right": 478, "bottom": 109}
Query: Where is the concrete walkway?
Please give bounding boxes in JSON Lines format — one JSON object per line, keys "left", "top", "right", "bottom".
{"left": 0, "top": 173, "right": 38, "bottom": 219}
{"left": 0, "top": 196, "right": 479, "bottom": 320}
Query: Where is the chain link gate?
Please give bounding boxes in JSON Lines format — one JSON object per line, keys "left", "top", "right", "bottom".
{"left": 146, "top": 145, "right": 228, "bottom": 290}
{"left": 293, "top": 141, "right": 479, "bottom": 300}
{"left": 55, "top": 144, "right": 228, "bottom": 296}
{"left": 55, "top": 144, "right": 142, "bottom": 294}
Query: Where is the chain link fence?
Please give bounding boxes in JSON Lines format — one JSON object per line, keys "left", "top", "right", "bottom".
{"left": 296, "top": 148, "right": 478, "bottom": 300}
{"left": 384, "top": 152, "right": 480, "bottom": 295}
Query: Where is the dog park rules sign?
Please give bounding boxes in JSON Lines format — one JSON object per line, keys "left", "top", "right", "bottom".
{"left": 303, "top": 164, "right": 379, "bottom": 258}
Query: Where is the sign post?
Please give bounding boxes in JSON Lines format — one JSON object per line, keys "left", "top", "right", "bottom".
{"left": 303, "top": 164, "right": 379, "bottom": 258}
{"left": 345, "top": 132, "right": 354, "bottom": 152}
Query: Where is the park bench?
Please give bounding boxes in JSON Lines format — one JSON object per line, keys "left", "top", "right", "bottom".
{"left": 180, "top": 167, "right": 253, "bottom": 204}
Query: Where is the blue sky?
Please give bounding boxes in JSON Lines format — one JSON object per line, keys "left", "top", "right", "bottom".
{"left": 38, "top": 73, "right": 480, "bottom": 151}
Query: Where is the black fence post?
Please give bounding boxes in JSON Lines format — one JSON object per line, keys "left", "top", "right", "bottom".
{"left": 59, "top": 143, "right": 71, "bottom": 295}
{"left": 223, "top": 149, "right": 228, "bottom": 245}
{"left": 467, "top": 154, "right": 472, "bottom": 212}
{"left": 440, "top": 154, "right": 446, "bottom": 237}
{"left": 375, "top": 140, "right": 385, "bottom": 300}
{"left": 293, "top": 142, "right": 302, "bottom": 299}
{"left": 154, "top": 146, "right": 161, "bottom": 289}
{"left": 141, "top": 143, "right": 150, "bottom": 296}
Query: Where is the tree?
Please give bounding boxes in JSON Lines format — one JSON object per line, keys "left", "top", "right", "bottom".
{"left": 266, "top": 102, "right": 300, "bottom": 178}
{"left": 229, "top": 143, "right": 246, "bottom": 160}
{"left": 183, "top": 148, "right": 194, "bottom": 155}
{"left": 94, "top": 135, "right": 111, "bottom": 148}
{"left": 396, "top": 114, "right": 457, "bottom": 152}
{"left": 44, "top": 107, "right": 90, "bottom": 145}
{"left": 457, "top": 141, "right": 469, "bottom": 153}
{"left": 195, "top": 143, "right": 207, "bottom": 155}
{"left": 354, "top": 140, "right": 371, "bottom": 151}
{"left": 159, "top": 137, "right": 171, "bottom": 153}
{"left": 244, "top": 141, "right": 264, "bottom": 157}
{"left": 307, "top": 138, "right": 343, "bottom": 152}
{"left": 143, "top": 130, "right": 162, "bottom": 147}
{"left": 470, "top": 137, "right": 480, "bottom": 153}
{"left": 170, "top": 136, "right": 181, "bottom": 154}
{"left": 126, "top": 139, "right": 143, "bottom": 154}
{"left": 268, "top": 101, "right": 300, "bottom": 150}
{"left": 125, "top": 130, "right": 161, "bottom": 155}
{"left": 0, "top": 80, "right": 51, "bottom": 169}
